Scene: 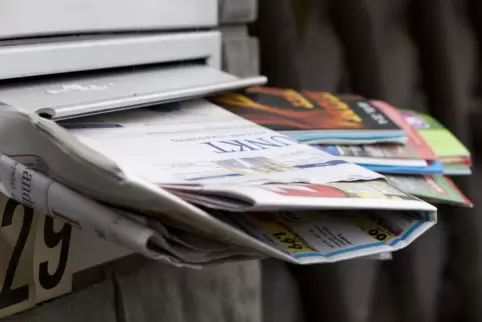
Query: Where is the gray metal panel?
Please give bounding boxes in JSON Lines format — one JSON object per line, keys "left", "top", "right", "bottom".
{"left": 70, "top": 229, "right": 132, "bottom": 274}
{"left": 0, "top": 64, "right": 267, "bottom": 120}
{"left": 0, "top": 31, "right": 221, "bottom": 80}
{"left": 0, "top": 0, "right": 217, "bottom": 40}
{"left": 117, "top": 261, "right": 261, "bottom": 322}
{"left": 221, "top": 26, "right": 260, "bottom": 77}
{"left": 219, "top": 0, "right": 258, "bottom": 24}
{"left": 2, "top": 281, "right": 117, "bottom": 322}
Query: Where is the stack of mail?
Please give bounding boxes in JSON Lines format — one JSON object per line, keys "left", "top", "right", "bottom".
{"left": 0, "top": 99, "right": 437, "bottom": 267}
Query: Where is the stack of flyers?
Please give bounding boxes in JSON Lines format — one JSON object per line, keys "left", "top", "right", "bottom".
{"left": 212, "top": 88, "right": 473, "bottom": 208}
{"left": 318, "top": 100, "right": 443, "bottom": 175}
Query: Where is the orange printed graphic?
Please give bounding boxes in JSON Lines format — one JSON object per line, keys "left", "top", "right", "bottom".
{"left": 304, "top": 91, "right": 363, "bottom": 125}
{"left": 213, "top": 88, "right": 367, "bottom": 130}
{"left": 248, "top": 87, "right": 314, "bottom": 109}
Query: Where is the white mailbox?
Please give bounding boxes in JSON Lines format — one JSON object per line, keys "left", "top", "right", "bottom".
{"left": 0, "top": 0, "right": 266, "bottom": 119}
{"left": 0, "top": 0, "right": 265, "bottom": 283}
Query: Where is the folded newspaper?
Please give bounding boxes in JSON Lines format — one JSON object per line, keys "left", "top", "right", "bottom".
{"left": 0, "top": 99, "right": 437, "bottom": 265}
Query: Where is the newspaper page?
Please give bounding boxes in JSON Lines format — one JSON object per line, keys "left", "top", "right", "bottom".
{"left": 215, "top": 207, "right": 434, "bottom": 264}
{"left": 60, "top": 100, "right": 384, "bottom": 186}
{"left": 169, "top": 179, "right": 436, "bottom": 212}
{"left": 0, "top": 100, "right": 436, "bottom": 264}
{"left": 0, "top": 103, "right": 281, "bottom": 258}
{"left": 0, "top": 153, "right": 263, "bottom": 266}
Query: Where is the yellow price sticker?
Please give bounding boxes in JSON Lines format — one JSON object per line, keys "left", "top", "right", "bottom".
{"left": 247, "top": 216, "right": 313, "bottom": 253}
{"left": 353, "top": 215, "right": 396, "bottom": 243}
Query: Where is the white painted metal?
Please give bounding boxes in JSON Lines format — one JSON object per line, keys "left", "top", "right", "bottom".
{"left": 0, "top": 31, "right": 222, "bottom": 80}
{"left": 0, "top": 0, "right": 218, "bottom": 40}
{"left": 0, "top": 63, "right": 266, "bottom": 119}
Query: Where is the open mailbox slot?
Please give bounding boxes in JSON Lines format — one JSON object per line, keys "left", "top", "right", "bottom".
{"left": 0, "top": 31, "right": 266, "bottom": 119}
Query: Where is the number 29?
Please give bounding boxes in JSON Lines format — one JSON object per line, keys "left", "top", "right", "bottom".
{"left": 0, "top": 199, "right": 71, "bottom": 310}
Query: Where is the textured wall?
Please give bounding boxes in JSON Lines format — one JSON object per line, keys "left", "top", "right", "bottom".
{"left": 253, "top": 1, "right": 482, "bottom": 321}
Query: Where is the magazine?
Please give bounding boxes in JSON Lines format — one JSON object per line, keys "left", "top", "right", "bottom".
{"left": 401, "top": 110, "right": 471, "bottom": 175}
{"left": 317, "top": 101, "right": 443, "bottom": 175}
{"left": 212, "top": 88, "right": 406, "bottom": 144}
{"left": 443, "top": 163, "right": 472, "bottom": 176}
{"left": 318, "top": 144, "right": 443, "bottom": 175}
{"left": 385, "top": 175, "right": 472, "bottom": 206}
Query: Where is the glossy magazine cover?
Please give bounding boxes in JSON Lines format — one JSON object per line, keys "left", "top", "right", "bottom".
{"left": 213, "top": 87, "right": 405, "bottom": 143}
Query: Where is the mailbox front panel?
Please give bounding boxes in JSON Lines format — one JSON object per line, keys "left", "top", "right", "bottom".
{"left": 0, "top": 0, "right": 218, "bottom": 40}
